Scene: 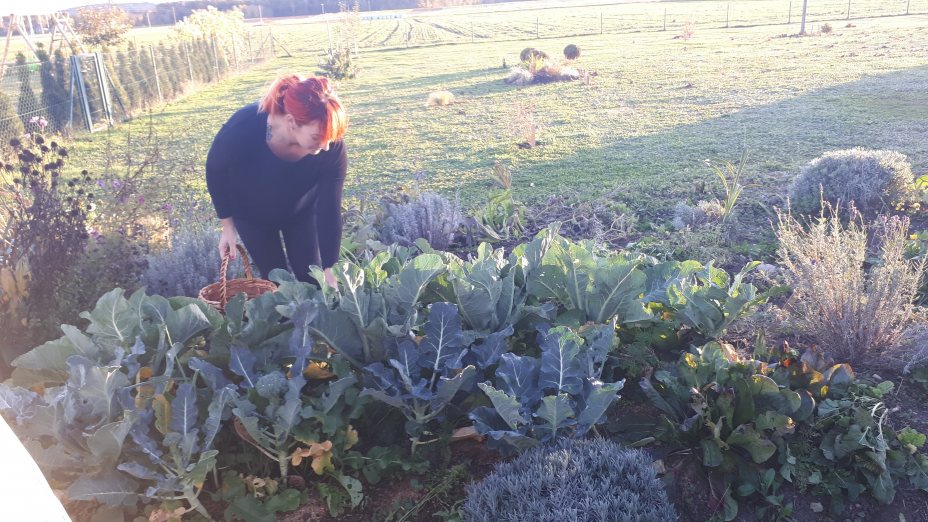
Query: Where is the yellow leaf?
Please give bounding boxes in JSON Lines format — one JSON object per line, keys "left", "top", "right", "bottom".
{"left": 303, "top": 361, "right": 334, "bottom": 380}
{"left": 139, "top": 367, "right": 154, "bottom": 380}
{"left": 152, "top": 395, "right": 171, "bottom": 435}
{"left": 290, "top": 447, "right": 312, "bottom": 467}
{"left": 311, "top": 449, "right": 334, "bottom": 476}
{"left": 344, "top": 425, "right": 359, "bottom": 450}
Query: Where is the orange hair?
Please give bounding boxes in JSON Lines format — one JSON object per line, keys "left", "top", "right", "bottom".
{"left": 259, "top": 75, "right": 348, "bottom": 143}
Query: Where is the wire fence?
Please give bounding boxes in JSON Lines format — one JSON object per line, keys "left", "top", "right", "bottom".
{"left": 338, "top": 0, "right": 928, "bottom": 48}
{"left": 0, "top": 27, "right": 275, "bottom": 144}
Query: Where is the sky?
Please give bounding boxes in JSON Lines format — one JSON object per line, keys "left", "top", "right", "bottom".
{"left": 3, "top": 1, "right": 163, "bottom": 14}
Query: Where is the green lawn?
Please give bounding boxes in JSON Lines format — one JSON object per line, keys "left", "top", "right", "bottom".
{"left": 67, "top": 3, "right": 928, "bottom": 226}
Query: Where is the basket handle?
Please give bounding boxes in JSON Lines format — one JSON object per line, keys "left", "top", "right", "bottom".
{"left": 220, "top": 244, "right": 255, "bottom": 309}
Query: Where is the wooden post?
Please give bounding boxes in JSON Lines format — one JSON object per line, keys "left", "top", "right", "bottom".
{"left": 907, "top": 0, "right": 910, "bottom": 14}
{"left": 663, "top": 9, "right": 667, "bottom": 31}
{"left": 536, "top": 16, "right": 539, "bottom": 39}
{"left": 145, "top": 12, "right": 151, "bottom": 28}
{"left": 471, "top": 22, "right": 474, "bottom": 43}
{"left": 847, "top": 0, "right": 851, "bottom": 19}
{"left": 600, "top": 11, "right": 603, "bottom": 34}
{"left": 788, "top": 0, "right": 792, "bottom": 24}
{"left": 726, "top": 3, "right": 730, "bottom": 28}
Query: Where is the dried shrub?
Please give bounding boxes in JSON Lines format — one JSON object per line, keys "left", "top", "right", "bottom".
{"left": 462, "top": 438, "right": 678, "bottom": 522}
{"left": 563, "top": 44, "right": 580, "bottom": 60}
{"left": 505, "top": 67, "right": 534, "bottom": 86}
{"left": 380, "top": 191, "right": 462, "bottom": 250}
{"left": 776, "top": 206, "right": 927, "bottom": 364}
{"left": 788, "top": 148, "right": 915, "bottom": 218}
{"left": 519, "top": 47, "right": 549, "bottom": 63}
{"left": 426, "top": 90, "right": 455, "bottom": 107}
{"left": 821, "top": 23, "right": 833, "bottom": 34}
{"left": 526, "top": 191, "right": 638, "bottom": 247}
{"left": 672, "top": 200, "right": 724, "bottom": 230}
{"left": 512, "top": 99, "right": 538, "bottom": 148}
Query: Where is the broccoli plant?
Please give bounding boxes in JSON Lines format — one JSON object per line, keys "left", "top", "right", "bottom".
{"left": 361, "top": 302, "right": 480, "bottom": 451}
{"left": 469, "top": 324, "right": 625, "bottom": 455}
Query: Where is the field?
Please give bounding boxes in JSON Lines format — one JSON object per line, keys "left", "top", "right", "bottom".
{"left": 63, "top": 0, "right": 928, "bottom": 233}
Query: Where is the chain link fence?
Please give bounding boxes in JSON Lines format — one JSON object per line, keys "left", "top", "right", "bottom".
{"left": 0, "top": 26, "right": 274, "bottom": 143}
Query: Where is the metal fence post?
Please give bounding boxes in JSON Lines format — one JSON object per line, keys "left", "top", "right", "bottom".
{"left": 847, "top": 0, "right": 851, "bottom": 19}
{"left": 788, "top": 0, "right": 792, "bottom": 24}
{"left": 726, "top": 3, "right": 731, "bottom": 28}
{"left": 148, "top": 45, "right": 163, "bottom": 104}
{"left": 93, "top": 52, "right": 113, "bottom": 126}
{"left": 663, "top": 9, "right": 667, "bottom": 31}
{"left": 183, "top": 41, "right": 194, "bottom": 82}
{"left": 600, "top": 11, "right": 603, "bottom": 34}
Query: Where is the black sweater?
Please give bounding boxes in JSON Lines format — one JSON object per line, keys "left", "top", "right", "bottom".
{"left": 205, "top": 102, "right": 347, "bottom": 268}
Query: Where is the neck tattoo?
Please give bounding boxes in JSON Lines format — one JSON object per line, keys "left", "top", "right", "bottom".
{"left": 266, "top": 124, "right": 272, "bottom": 142}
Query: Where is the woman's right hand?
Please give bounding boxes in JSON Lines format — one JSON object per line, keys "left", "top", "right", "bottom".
{"left": 219, "top": 218, "right": 237, "bottom": 259}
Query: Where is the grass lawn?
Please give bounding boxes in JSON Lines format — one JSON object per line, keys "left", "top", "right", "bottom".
{"left": 66, "top": 2, "right": 928, "bottom": 228}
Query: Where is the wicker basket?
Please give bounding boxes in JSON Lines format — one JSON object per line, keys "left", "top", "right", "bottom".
{"left": 198, "top": 244, "right": 277, "bottom": 313}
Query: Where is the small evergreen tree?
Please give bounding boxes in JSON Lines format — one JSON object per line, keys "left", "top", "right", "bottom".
{"left": 115, "top": 49, "right": 141, "bottom": 112}
{"left": 0, "top": 91, "right": 24, "bottom": 148}
{"left": 37, "top": 47, "right": 70, "bottom": 132}
{"left": 103, "top": 51, "right": 131, "bottom": 120}
{"left": 129, "top": 42, "right": 157, "bottom": 106}
{"left": 15, "top": 53, "right": 39, "bottom": 128}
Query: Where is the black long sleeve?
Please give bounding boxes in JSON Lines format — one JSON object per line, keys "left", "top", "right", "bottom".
{"left": 204, "top": 103, "right": 347, "bottom": 268}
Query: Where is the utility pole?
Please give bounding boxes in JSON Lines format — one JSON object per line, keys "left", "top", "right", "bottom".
{"left": 172, "top": 7, "right": 177, "bottom": 24}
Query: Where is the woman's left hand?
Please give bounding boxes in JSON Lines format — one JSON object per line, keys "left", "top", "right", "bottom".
{"left": 323, "top": 267, "right": 337, "bottom": 289}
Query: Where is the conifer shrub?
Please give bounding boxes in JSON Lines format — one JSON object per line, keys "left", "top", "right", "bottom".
{"left": 462, "top": 438, "right": 678, "bottom": 522}
{"left": 37, "top": 48, "right": 69, "bottom": 132}
{"left": 789, "top": 148, "right": 915, "bottom": 217}
{"left": 115, "top": 50, "right": 141, "bottom": 112}
{"left": 14, "top": 53, "right": 39, "bottom": 128}
{"left": 563, "top": 44, "right": 580, "bottom": 60}
{"left": 0, "top": 91, "right": 24, "bottom": 147}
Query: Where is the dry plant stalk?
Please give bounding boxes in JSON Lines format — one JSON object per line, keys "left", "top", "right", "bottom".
{"left": 776, "top": 206, "right": 927, "bottom": 364}
{"left": 512, "top": 99, "right": 537, "bottom": 148}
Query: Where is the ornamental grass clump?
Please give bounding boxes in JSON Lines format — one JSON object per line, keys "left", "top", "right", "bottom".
{"left": 789, "top": 148, "right": 915, "bottom": 218}
{"left": 462, "top": 438, "right": 678, "bottom": 522}
{"left": 776, "top": 206, "right": 927, "bottom": 364}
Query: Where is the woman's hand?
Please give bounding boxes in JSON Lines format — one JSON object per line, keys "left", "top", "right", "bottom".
{"left": 218, "top": 218, "right": 237, "bottom": 259}
{"left": 323, "top": 267, "right": 337, "bottom": 289}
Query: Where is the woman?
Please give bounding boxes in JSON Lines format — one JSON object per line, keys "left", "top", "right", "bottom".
{"left": 206, "top": 75, "right": 348, "bottom": 288}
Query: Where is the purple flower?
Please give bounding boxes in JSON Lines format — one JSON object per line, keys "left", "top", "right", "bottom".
{"left": 38, "top": 118, "right": 48, "bottom": 130}
{"left": 162, "top": 203, "right": 173, "bottom": 211}
{"left": 112, "top": 180, "right": 123, "bottom": 190}
{"left": 29, "top": 116, "right": 39, "bottom": 124}
{"left": 138, "top": 196, "right": 145, "bottom": 205}
{"left": 96, "top": 179, "right": 106, "bottom": 189}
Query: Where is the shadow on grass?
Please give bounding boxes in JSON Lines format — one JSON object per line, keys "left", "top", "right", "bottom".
{"left": 503, "top": 64, "right": 928, "bottom": 221}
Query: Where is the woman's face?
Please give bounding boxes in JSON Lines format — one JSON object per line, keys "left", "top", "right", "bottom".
{"left": 288, "top": 117, "right": 330, "bottom": 155}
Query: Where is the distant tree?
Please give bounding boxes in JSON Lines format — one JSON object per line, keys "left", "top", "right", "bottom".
{"left": 75, "top": 6, "right": 133, "bottom": 48}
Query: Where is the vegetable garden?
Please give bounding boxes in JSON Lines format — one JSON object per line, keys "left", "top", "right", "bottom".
{"left": 3, "top": 1, "right": 928, "bottom": 521}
